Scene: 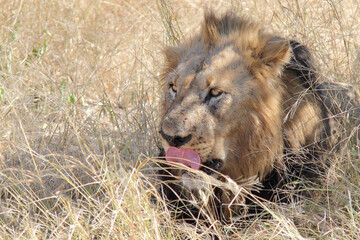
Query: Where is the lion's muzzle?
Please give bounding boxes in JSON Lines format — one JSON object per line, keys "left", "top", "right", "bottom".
{"left": 159, "top": 129, "right": 192, "bottom": 147}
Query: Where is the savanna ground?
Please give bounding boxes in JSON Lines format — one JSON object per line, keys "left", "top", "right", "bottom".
{"left": 0, "top": 0, "right": 359, "bottom": 239}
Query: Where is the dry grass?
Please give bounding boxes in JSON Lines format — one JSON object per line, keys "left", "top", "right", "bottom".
{"left": 0, "top": 0, "right": 359, "bottom": 239}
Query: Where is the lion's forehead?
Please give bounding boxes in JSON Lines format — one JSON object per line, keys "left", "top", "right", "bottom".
{"left": 207, "top": 45, "right": 242, "bottom": 71}
{"left": 174, "top": 45, "right": 247, "bottom": 90}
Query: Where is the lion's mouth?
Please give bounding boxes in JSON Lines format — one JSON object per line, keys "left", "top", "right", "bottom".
{"left": 165, "top": 147, "right": 201, "bottom": 170}
{"left": 165, "top": 147, "right": 223, "bottom": 174}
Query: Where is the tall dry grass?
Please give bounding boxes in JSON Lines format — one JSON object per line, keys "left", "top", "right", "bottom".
{"left": 0, "top": 0, "right": 359, "bottom": 239}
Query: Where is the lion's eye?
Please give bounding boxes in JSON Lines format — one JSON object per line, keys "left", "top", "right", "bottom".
{"left": 209, "top": 88, "right": 222, "bottom": 97}
{"left": 169, "top": 83, "right": 178, "bottom": 93}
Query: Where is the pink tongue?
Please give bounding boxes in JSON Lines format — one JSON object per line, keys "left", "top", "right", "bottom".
{"left": 165, "top": 147, "right": 201, "bottom": 170}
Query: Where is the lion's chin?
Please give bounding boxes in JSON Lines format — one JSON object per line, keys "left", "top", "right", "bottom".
{"left": 181, "top": 171, "right": 199, "bottom": 191}
{"left": 181, "top": 170, "right": 219, "bottom": 191}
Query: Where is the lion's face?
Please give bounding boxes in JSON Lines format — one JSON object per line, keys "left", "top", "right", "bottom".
{"left": 160, "top": 44, "right": 253, "bottom": 171}
{"left": 159, "top": 12, "right": 291, "bottom": 188}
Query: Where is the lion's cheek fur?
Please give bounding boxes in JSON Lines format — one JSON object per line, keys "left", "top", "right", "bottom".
{"left": 221, "top": 88, "right": 284, "bottom": 182}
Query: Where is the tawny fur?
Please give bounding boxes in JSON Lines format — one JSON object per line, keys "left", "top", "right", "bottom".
{"left": 158, "top": 11, "right": 359, "bottom": 220}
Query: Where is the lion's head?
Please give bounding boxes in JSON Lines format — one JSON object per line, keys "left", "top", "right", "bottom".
{"left": 159, "top": 11, "right": 293, "bottom": 189}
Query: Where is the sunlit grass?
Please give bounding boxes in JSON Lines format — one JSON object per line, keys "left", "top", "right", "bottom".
{"left": 0, "top": 0, "right": 359, "bottom": 239}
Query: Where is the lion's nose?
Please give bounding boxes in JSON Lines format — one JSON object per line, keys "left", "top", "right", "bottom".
{"left": 159, "top": 130, "right": 192, "bottom": 147}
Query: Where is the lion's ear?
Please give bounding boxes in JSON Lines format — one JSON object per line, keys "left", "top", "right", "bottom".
{"left": 259, "top": 38, "right": 291, "bottom": 69}
{"left": 247, "top": 38, "right": 291, "bottom": 78}
{"left": 163, "top": 46, "right": 184, "bottom": 70}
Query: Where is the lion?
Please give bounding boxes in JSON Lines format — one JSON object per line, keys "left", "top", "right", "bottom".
{"left": 157, "top": 11, "right": 360, "bottom": 220}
